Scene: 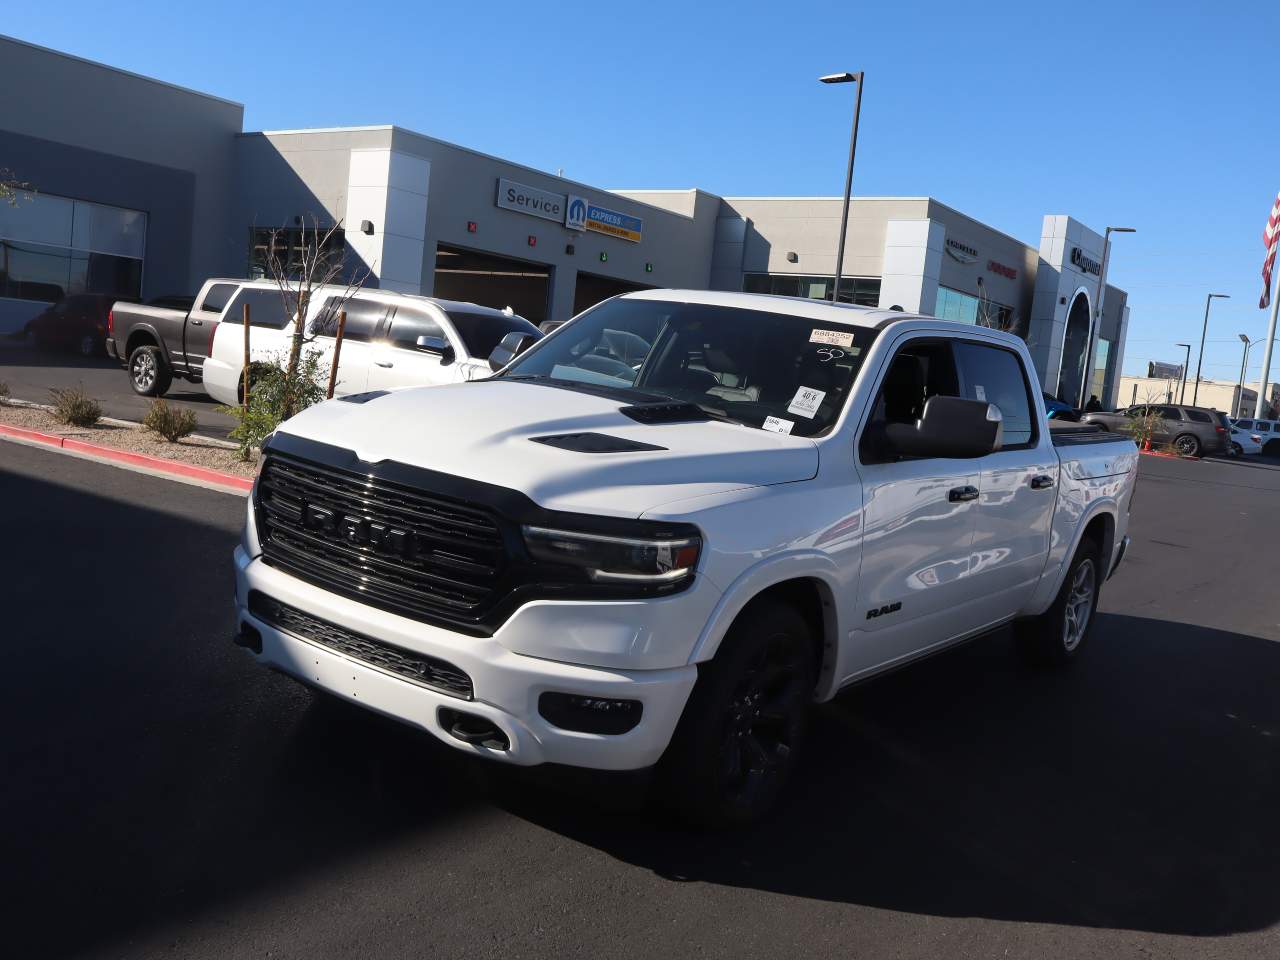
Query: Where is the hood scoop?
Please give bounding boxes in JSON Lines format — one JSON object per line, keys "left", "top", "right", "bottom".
{"left": 531, "top": 432, "right": 667, "bottom": 454}
{"left": 619, "top": 401, "right": 711, "bottom": 424}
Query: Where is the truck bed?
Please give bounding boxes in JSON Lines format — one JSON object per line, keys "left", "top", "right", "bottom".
{"left": 1049, "top": 421, "right": 1129, "bottom": 446}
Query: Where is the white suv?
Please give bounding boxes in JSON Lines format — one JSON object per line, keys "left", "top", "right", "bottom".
{"left": 201, "top": 283, "right": 541, "bottom": 405}
{"left": 1230, "top": 417, "right": 1280, "bottom": 455}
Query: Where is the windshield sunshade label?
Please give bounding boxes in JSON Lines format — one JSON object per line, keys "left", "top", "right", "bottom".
{"left": 762, "top": 415, "right": 794, "bottom": 434}
{"left": 787, "top": 386, "right": 826, "bottom": 419}
{"left": 809, "top": 329, "right": 856, "bottom": 349}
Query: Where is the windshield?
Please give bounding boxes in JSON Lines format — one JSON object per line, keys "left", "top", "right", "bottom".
{"left": 502, "top": 297, "right": 878, "bottom": 437}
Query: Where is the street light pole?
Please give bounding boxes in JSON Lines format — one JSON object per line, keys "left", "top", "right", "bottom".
{"left": 1192, "top": 293, "right": 1231, "bottom": 406}
{"left": 1175, "top": 342, "right": 1192, "bottom": 404}
{"left": 820, "top": 71, "right": 864, "bottom": 304}
{"left": 1237, "top": 334, "right": 1258, "bottom": 417}
{"left": 1079, "top": 226, "right": 1135, "bottom": 409}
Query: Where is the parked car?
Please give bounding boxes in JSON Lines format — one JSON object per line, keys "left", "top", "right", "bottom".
{"left": 1081, "top": 403, "right": 1230, "bottom": 457}
{"left": 232, "top": 290, "right": 1138, "bottom": 825}
{"left": 1230, "top": 418, "right": 1280, "bottom": 456}
{"left": 200, "top": 286, "right": 542, "bottom": 406}
{"left": 27, "top": 294, "right": 117, "bottom": 356}
{"left": 1227, "top": 421, "right": 1264, "bottom": 456}
{"left": 107, "top": 278, "right": 243, "bottom": 395}
{"left": 1042, "top": 392, "right": 1078, "bottom": 420}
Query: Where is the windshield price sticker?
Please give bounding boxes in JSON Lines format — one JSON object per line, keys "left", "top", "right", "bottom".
{"left": 809, "top": 329, "right": 855, "bottom": 349}
{"left": 787, "top": 386, "right": 826, "bottom": 419}
{"left": 762, "top": 415, "right": 794, "bottom": 435}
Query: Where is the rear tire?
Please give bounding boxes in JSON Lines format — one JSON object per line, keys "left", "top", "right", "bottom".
{"left": 1173, "top": 433, "right": 1200, "bottom": 457}
{"left": 77, "top": 334, "right": 99, "bottom": 358}
{"left": 1231, "top": 442, "right": 1243, "bottom": 458}
{"left": 128, "top": 345, "right": 171, "bottom": 397}
{"left": 1016, "top": 539, "right": 1102, "bottom": 666}
{"left": 658, "top": 601, "right": 816, "bottom": 827}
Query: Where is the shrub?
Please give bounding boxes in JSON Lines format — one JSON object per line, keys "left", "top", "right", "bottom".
{"left": 143, "top": 399, "right": 198, "bottom": 443}
{"left": 49, "top": 386, "right": 101, "bottom": 427}
{"left": 219, "top": 351, "right": 327, "bottom": 460}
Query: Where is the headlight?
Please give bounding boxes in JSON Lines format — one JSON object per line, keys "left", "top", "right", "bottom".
{"left": 522, "top": 524, "right": 701, "bottom": 585}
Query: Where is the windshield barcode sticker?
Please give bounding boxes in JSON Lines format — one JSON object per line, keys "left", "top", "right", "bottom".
{"left": 762, "top": 415, "right": 794, "bottom": 434}
{"left": 787, "top": 386, "right": 826, "bottom": 419}
{"left": 809, "top": 329, "right": 855, "bottom": 348}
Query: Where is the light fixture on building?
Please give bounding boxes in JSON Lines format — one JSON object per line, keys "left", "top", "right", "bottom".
{"left": 645, "top": 262, "right": 653, "bottom": 273}
{"left": 786, "top": 251, "right": 798, "bottom": 263}
{"left": 599, "top": 252, "right": 608, "bottom": 263}
{"left": 565, "top": 243, "right": 575, "bottom": 255}
{"left": 467, "top": 221, "right": 478, "bottom": 234}
{"left": 360, "top": 220, "right": 374, "bottom": 235}
{"left": 528, "top": 235, "right": 537, "bottom": 247}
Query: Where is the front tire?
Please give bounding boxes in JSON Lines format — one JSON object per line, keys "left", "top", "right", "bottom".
{"left": 128, "top": 345, "right": 172, "bottom": 397}
{"left": 1016, "top": 539, "right": 1101, "bottom": 666}
{"left": 1174, "top": 433, "right": 1201, "bottom": 457}
{"left": 658, "top": 601, "right": 816, "bottom": 826}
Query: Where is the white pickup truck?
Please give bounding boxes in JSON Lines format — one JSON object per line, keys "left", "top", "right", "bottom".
{"left": 233, "top": 290, "right": 1137, "bottom": 824}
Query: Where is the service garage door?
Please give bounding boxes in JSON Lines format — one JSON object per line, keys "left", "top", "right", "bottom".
{"left": 572, "top": 271, "right": 652, "bottom": 316}
{"left": 433, "top": 244, "right": 551, "bottom": 325}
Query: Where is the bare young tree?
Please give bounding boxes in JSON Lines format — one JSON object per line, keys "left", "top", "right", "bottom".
{"left": 259, "top": 216, "right": 371, "bottom": 419}
{"left": 1, "top": 169, "right": 34, "bottom": 206}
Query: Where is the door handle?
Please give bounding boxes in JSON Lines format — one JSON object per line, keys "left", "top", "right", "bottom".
{"left": 190, "top": 318, "right": 203, "bottom": 326}
{"left": 948, "top": 485, "right": 979, "bottom": 503}
{"left": 1030, "top": 474, "right": 1055, "bottom": 490}
{"left": 375, "top": 360, "right": 394, "bottom": 368}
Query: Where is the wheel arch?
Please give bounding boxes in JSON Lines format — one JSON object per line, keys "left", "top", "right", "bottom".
{"left": 1031, "top": 502, "right": 1117, "bottom": 616}
{"left": 691, "top": 556, "right": 843, "bottom": 701}
{"left": 124, "top": 324, "right": 169, "bottom": 363}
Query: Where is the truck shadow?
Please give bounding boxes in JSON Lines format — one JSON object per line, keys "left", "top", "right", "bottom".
{"left": 499, "top": 613, "right": 1280, "bottom": 937}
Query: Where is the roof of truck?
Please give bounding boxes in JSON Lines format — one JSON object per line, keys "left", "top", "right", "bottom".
{"left": 621, "top": 288, "right": 913, "bottom": 328}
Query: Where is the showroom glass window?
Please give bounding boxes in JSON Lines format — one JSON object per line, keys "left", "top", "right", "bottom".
{"left": 934, "top": 286, "right": 1013, "bottom": 329}
{"left": 742, "top": 273, "right": 881, "bottom": 307}
{"left": 0, "top": 192, "right": 146, "bottom": 305}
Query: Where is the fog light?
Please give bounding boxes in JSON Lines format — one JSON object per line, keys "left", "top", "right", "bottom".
{"left": 539, "top": 693, "right": 642, "bottom": 735}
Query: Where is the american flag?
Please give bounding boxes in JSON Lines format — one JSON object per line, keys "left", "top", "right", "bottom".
{"left": 1263, "top": 191, "right": 1280, "bottom": 308}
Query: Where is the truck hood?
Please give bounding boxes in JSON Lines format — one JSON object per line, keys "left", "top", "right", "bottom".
{"left": 275, "top": 380, "right": 819, "bottom": 517}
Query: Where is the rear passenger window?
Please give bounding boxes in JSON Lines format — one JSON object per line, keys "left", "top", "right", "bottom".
{"left": 311, "top": 298, "right": 388, "bottom": 343}
{"left": 387, "top": 306, "right": 446, "bottom": 350}
{"left": 1186, "top": 410, "right": 1212, "bottom": 423}
{"left": 221, "top": 288, "right": 298, "bottom": 329}
{"left": 200, "top": 283, "right": 238, "bottom": 315}
{"left": 1237, "top": 420, "right": 1254, "bottom": 429}
{"left": 953, "top": 341, "right": 1035, "bottom": 447}
{"left": 1256, "top": 422, "right": 1271, "bottom": 432}
{"left": 1158, "top": 406, "right": 1182, "bottom": 420}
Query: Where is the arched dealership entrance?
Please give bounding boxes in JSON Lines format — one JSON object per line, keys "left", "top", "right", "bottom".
{"left": 1055, "top": 291, "right": 1091, "bottom": 407}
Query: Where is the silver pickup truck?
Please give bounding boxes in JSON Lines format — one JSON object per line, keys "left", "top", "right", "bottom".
{"left": 107, "top": 279, "right": 243, "bottom": 396}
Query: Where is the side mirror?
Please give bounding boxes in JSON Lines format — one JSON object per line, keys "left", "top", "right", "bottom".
{"left": 416, "top": 334, "right": 455, "bottom": 364}
{"left": 883, "top": 396, "right": 1002, "bottom": 459}
{"left": 488, "top": 331, "right": 539, "bottom": 371}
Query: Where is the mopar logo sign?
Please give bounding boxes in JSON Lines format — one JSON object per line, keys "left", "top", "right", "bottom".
{"left": 565, "top": 194, "right": 588, "bottom": 232}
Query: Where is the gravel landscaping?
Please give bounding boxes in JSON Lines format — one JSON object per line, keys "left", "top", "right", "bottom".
{"left": 0, "top": 401, "right": 256, "bottom": 480}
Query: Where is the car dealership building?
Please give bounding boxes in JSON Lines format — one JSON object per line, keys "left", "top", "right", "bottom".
{"left": 0, "top": 35, "right": 1130, "bottom": 406}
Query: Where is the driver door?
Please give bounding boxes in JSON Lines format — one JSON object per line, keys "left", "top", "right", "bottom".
{"left": 846, "top": 337, "right": 987, "bottom": 681}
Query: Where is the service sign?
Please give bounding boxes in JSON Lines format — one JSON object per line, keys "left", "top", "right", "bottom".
{"left": 496, "top": 178, "right": 565, "bottom": 223}
{"left": 585, "top": 203, "right": 643, "bottom": 243}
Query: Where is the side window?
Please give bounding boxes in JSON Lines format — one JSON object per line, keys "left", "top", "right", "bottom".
{"left": 200, "top": 283, "right": 238, "bottom": 315}
{"left": 221, "top": 288, "right": 297, "bottom": 329}
{"left": 311, "top": 297, "right": 388, "bottom": 343}
{"left": 860, "top": 339, "right": 960, "bottom": 463}
{"left": 387, "top": 305, "right": 446, "bottom": 350}
{"left": 1158, "top": 406, "right": 1183, "bottom": 421}
{"left": 1236, "top": 420, "right": 1254, "bottom": 429}
{"left": 1256, "top": 422, "right": 1271, "bottom": 432}
{"left": 953, "top": 341, "right": 1035, "bottom": 448}
{"left": 1186, "top": 410, "right": 1212, "bottom": 423}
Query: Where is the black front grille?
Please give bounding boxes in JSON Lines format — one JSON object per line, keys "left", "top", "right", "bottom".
{"left": 256, "top": 453, "right": 507, "bottom": 628}
{"left": 248, "top": 591, "right": 473, "bottom": 698}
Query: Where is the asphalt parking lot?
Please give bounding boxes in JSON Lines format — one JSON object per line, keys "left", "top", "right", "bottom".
{"left": 2, "top": 444, "right": 1278, "bottom": 959}
{"left": 0, "top": 337, "right": 236, "bottom": 438}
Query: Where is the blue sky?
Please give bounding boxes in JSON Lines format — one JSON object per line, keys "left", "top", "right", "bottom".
{"left": 13, "top": 0, "right": 1280, "bottom": 385}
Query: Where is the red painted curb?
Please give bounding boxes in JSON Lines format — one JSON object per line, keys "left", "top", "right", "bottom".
{"left": 1139, "top": 449, "right": 1198, "bottom": 461}
{"left": 0, "top": 422, "right": 253, "bottom": 491}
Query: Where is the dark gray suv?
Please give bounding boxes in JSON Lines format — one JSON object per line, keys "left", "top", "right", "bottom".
{"left": 1081, "top": 404, "right": 1231, "bottom": 457}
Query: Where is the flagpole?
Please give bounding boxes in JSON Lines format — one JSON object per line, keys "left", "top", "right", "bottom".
{"left": 1255, "top": 277, "right": 1280, "bottom": 419}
